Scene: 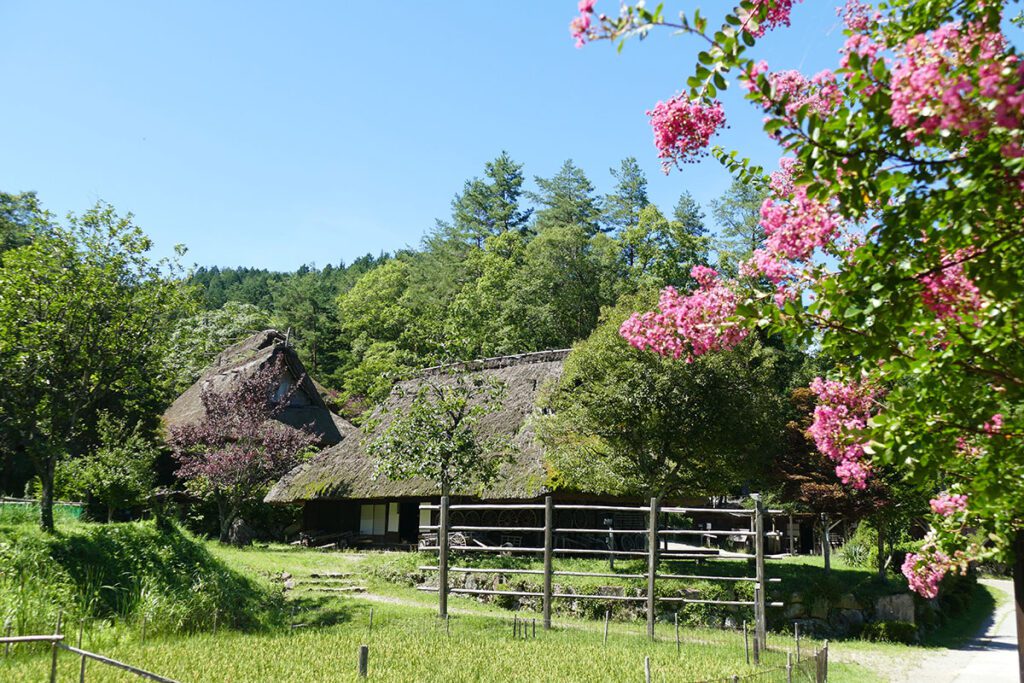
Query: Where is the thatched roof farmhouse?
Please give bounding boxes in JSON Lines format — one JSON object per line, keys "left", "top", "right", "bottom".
{"left": 162, "top": 329, "right": 355, "bottom": 447}
{"left": 265, "top": 350, "right": 576, "bottom": 545}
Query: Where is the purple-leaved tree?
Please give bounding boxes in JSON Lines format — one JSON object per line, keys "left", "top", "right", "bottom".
{"left": 168, "top": 356, "right": 317, "bottom": 544}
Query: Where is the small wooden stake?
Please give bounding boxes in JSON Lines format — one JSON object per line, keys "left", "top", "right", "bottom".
{"left": 644, "top": 656, "right": 651, "bottom": 683}
{"left": 445, "top": 614, "right": 450, "bottom": 636}
{"left": 674, "top": 612, "right": 680, "bottom": 654}
{"left": 752, "top": 622, "right": 761, "bottom": 665}
{"left": 603, "top": 610, "right": 609, "bottom": 645}
{"left": 357, "top": 644, "right": 369, "bottom": 678}
{"left": 513, "top": 614, "right": 518, "bottom": 638}
{"left": 786, "top": 652, "right": 793, "bottom": 683}
{"left": 743, "top": 620, "right": 750, "bottom": 665}
{"left": 368, "top": 607, "right": 374, "bottom": 636}
{"left": 532, "top": 618, "right": 536, "bottom": 639}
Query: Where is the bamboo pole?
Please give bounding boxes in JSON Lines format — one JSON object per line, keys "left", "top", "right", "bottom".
{"left": 603, "top": 610, "right": 609, "bottom": 645}
{"left": 543, "top": 496, "right": 553, "bottom": 630}
{"left": 646, "top": 497, "right": 658, "bottom": 640}
{"left": 78, "top": 620, "right": 86, "bottom": 683}
{"left": 50, "top": 610, "right": 62, "bottom": 683}
{"left": 753, "top": 495, "right": 767, "bottom": 651}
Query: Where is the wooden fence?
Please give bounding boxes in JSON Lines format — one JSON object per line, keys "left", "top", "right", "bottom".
{"left": 1, "top": 612, "right": 178, "bottom": 683}
{"left": 417, "top": 494, "right": 786, "bottom": 650}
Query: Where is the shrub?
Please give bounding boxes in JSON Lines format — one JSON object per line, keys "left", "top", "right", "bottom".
{"left": 862, "top": 620, "right": 917, "bottom": 644}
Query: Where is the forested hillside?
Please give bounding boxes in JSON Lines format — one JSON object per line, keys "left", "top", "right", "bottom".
{"left": 183, "top": 152, "right": 764, "bottom": 415}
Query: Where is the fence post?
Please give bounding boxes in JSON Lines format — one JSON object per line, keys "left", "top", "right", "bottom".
{"left": 743, "top": 620, "right": 750, "bottom": 665}
{"left": 543, "top": 495, "right": 553, "bottom": 630}
{"left": 646, "top": 497, "right": 659, "bottom": 640}
{"left": 439, "top": 495, "right": 449, "bottom": 619}
{"left": 795, "top": 621, "right": 800, "bottom": 662}
{"left": 50, "top": 609, "right": 63, "bottom": 683}
{"left": 753, "top": 495, "right": 767, "bottom": 652}
{"left": 786, "top": 652, "right": 793, "bottom": 683}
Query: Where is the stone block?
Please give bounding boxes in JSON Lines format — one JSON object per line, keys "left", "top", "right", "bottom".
{"left": 875, "top": 593, "right": 915, "bottom": 625}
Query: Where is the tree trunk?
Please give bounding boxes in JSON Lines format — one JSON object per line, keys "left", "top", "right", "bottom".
{"left": 877, "top": 519, "right": 886, "bottom": 580}
{"left": 217, "top": 497, "right": 232, "bottom": 544}
{"left": 821, "top": 513, "right": 831, "bottom": 574}
{"left": 107, "top": 505, "right": 115, "bottom": 524}
{"left": 39, "top": 456, "right": 56, "bottom": 533}
{"left": 1014, "top": 529, "right": 1023, "bottom": 683}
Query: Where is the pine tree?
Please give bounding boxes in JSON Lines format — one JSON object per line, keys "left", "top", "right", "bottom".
{"left": 530, "top": 159, "right": 603, "bottom": 236}
{"left": 602, "top": 157, "right": 649, "bottom": 234}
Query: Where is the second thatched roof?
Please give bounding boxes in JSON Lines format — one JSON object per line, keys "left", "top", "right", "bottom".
{"left": 264, "top": 349, "right": 570, "bottom": 504}
{"left": 162, "top": 329, "right": 355, "bottom": 447}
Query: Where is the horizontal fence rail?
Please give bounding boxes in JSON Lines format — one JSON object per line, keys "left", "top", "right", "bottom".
{"left": 421, "top": 494, "right": 782, "bottom": 648}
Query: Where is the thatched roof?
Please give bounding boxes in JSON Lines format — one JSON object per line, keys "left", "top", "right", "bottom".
{"left": 162, "top": 329, "right": 355, "bottom": 447}
{"left": 264, "top": 349, "right": 570, "bottom": 504}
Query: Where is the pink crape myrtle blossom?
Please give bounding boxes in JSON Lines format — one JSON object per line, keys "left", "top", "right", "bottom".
{"left": 930, "top": 492, "right": 969, "bottom": 516}
{"left": 759, "top": 69, "right": 844, "bottom": 120}
{"left": 760, "top": 186, "right": 840, "bottom": 261}
{"left": 646, "top": 95, "right": 726, "bottom": 171}
{"left": 983, "top": 413, "right": 1004, "bottom": 434}
{"left": 837, "top": 0, "right": 877, "bottom": 32}
{"left": 743, "top": 0, "right": 802, "bottom": 38}
{"left": 569, "top": 0, "right": 596, "bottom": 47}
{"left": 902, "top": 549, "right": 950, "bottom": 599}
{"left": 956, "top": 435, "right": 983, "bottom": 458}
{"left": 768, "top": 157, "right": 799, "bottom": 197}
{"left": 808, "top": 377, "right": 876, "bottom": 489}
{"left": 890, "top": 22, "right": 1024, "bottom": 147}
{"left": 918, "top": 254, "right": 983, "bottom": 323}
{"left": 620, "top": 266, "right": 748, "bottom": 361}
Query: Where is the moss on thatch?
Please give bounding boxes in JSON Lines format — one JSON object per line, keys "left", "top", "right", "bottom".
{"left": 162, "top": 329, "right": 355, "bottom": 447}
{"left": 264, "top": 350, "right": 570, "bottom": 504}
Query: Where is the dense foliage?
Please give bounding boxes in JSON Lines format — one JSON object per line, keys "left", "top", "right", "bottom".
{"left": 541, "top": 295, "right": 795, "bottom": 498}
{"left": 0, "top": 203, "right": 191, "bottom": 530}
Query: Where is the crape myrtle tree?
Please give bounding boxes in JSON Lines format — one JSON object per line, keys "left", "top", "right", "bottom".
{"left": 0, "top": 203, "right": 190, "bottom": 531}
{"left": 366, "top": 371, "right": 513, "bottom": 498}
{"left": 168, "top": 356, "right": 317, "bottom": 544}
{"left": 569, "top": 0, "right": 1024, "bottom": 602}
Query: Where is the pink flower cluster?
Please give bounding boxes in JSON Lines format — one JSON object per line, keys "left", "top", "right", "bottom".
{"left": 619, "top": 266, "right": 748, "bottom": 361}
{"left": 902, "top": 550, "right": 950, "bottom": 599}
{"left": 930, "top": 492, "right": 968, "bottom": 516}
{"left": 808, "top": 377, "right": 876, "bottom": 489}
{"left": 760, "top": 186, "right": 840, "bottom": 261}
{"left": 744, "top": 0, "right": 802, "bottom": 38}
{"left": 837, "top": 0, "right": 875, "bottom": 32}
{"left": 646, "top": 96, "right": 726, "bottom": 172}
{"left": 569, "top": 0, "right": 596, "bottom": 48}
{"left": 890, "top": 22, "right": 1024, "bottom": 150}
{"left": 918, "top": 255, "right": 982, "bottom": 323}
{"left": 983, "top": 413, "right": 1003, "bottom": 434}
{"left": 768, "top": 157, "right": 799, "bottom": 197}
{"left": 766, "top": 69, "right": 844, "bottom": 120}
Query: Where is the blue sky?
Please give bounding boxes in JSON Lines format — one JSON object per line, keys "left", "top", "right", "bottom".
{"left": 1, "top": 2, "right": 848, "bottom": 271}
